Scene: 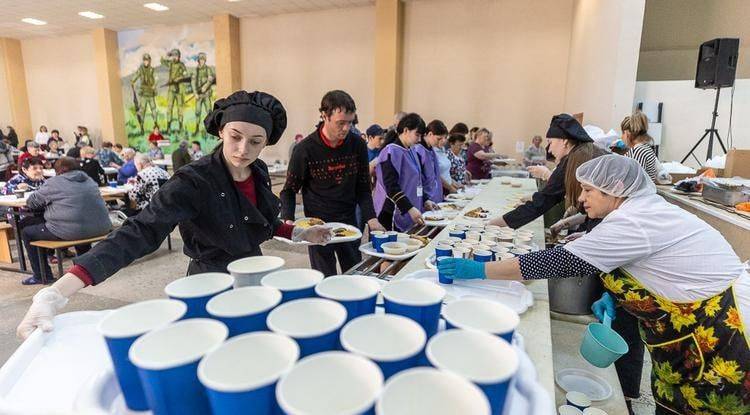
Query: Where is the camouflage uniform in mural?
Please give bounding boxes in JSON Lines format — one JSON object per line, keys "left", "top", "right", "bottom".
{"left": 193, "top": 53, "right": 215, "bottom": 135}
{"left": 161, "top": 49, "right": 190, "bottom": 133}
{"left": 130, "top": 53, "right": 158, "bottom": 133}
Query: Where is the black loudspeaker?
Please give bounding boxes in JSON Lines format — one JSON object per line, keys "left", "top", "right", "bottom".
{"left": 695, "top": 38, "right": 740, "bottom": 89}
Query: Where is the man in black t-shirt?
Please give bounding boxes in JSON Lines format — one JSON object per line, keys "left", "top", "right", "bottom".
{"left": 280, "top": 91, "right": 385, "bottom": 275}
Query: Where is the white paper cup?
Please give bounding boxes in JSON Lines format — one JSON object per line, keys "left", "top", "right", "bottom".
{"left": 227, "top": 256, "right": 285, "bottom": 287}
{"left": 452, "top": 247, "right": 472, "bottom": 259}
{"left": 276, "top": 351, "right": 383, "bottom": 415}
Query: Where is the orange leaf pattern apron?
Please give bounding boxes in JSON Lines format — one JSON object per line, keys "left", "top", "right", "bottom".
{"left": 600, "top": 268, "right": 750, "bottom": 415}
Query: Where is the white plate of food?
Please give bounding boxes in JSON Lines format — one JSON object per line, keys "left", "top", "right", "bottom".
{"left": 422, "top": 211, "right": 452, "bottom": 227}
{"left": 359, "top": 241, "right": 424, "bottom": 261}
{"left": 463, "top": 207, "right": 490, "bottom": 219}
{"left": 275, "top": 222, "right": 362, "bottom": 245}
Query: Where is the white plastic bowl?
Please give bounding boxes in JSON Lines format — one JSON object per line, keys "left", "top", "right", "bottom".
{"left": 276, "top": 351, "right": 383, "bottom": 415}
{"left": 376, "top": 368, "right": 490, "bottom": 415}
{"left": 381, "top": 242, "right": 407, "bottom": 255}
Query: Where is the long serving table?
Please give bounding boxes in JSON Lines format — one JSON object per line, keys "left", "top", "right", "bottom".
{"left": 392, "top": 178, "right": 556, "bottom": 398}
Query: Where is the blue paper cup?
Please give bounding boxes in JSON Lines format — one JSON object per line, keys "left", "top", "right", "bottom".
{"left": 206, "top": 286, "right": 283, "bottom": 337}
{"left": 276, "top": 351, "right": 383, "bottom": 415}
{"left": 376, "top": 368, "right": 490, "bottom": 415}
{"left": 369, "top": 230, "right": 385, "bottom": 243}
{"left": 97, "top": 299, "right": 187, "bottom": 411}
{"left": 386, "top": 231, "right": 398, "bottom": 242}
{"left": 314, "top": 275, "right": 379, "bottom": 322}
{"left": 435, "top": 256, "right": 453, "bottom": 284}
{"left": 426, "top": 329, "right": 518, "bottom": 415}
{"left": 266, "top": 298, "right": 347, "bottom": 357}
{"left": 164, "top": 273, "right": 234, "bottom": 319}
{"left": 442, "top": 298, "right": 519, "bottom": 343}
{"left": 449, "top": 230, "right": 466, "bottom": 240}
{"left": 473, "top": 250, "right": 494, "bottom": 263}
{"left": 381, "top": 280, "right": 445, "bottom": 338}
{"left": 129, "top": 319, "right": 228, "bottom": 415}
{"left": 227, "top": 256, "right": 285, "bottom": 288}
{"left": 372, "top": 234, "right": 390, "bottom": 253}
{"left": 108, "top": 180, "right": 117, "bottom": 188}
{"left": 434, "top": 244, "right": 453, "bottom": 258}
{"left": 260, "top": 268, "right": 323, "bottom": 303}
{"left": 198, "top": 332, "right": 300, "bottom": 415}
{"left": 340, "top": 314, "right": 426, "bottom": 379}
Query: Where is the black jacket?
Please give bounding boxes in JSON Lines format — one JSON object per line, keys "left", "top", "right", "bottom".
{"left": 75, "top": 150, "right": 283, "bottom": 284}
{"left": 172, "top": 147, "right": 192, "bottom": 171}
{"left": 80, "top": 158, "right": 106, "bottom": 186}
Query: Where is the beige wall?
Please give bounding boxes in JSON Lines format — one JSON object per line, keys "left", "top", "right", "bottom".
{"left": 638, "top": 0, "right": 750, "bottom": 81}
{"left": 401, "top": 0, "right": 575, "bottom": 157}
{"left": 240, "top": 6, "right": 376, "bottom": 162}
{"left": 21, "top": 33, "right": 101, "bottom": 146}
{"left": 0, "top": 48, "right": 11, "bottom": 128}
{"left": 564, "top": 0, "right": 645, "bottom": 131}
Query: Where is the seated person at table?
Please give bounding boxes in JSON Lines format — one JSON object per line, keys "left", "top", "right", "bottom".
{"left": 466, "top": 128, "right": 498, "bottom": 180}
{"left": 190, "top": 140, "right": 204, "bottom": 161}
{"left": 47, "top": 137, "right": 64, "bottom": 157}
{"left": 0, "top": 138, "right": 13, "bottom": 177}
{"left": 80, "top": 146, "right": 107, "bottom": 186}
{"left": 172, "top": 140, "right": 192, "bottom": 171}
{"left": 523, "top": 135, "right": 546, "bottom": 166}
{"left": 117, "top": 148, "right": 137, "bottom": 184}
{"left": 96, "top": 142, "right": 123, "bottom": 169}
{"left": 114, "top": 143, "right": 124, "bottom": 157}
{"left": 148, "top": 126, "right": 164, "bottom": 144}
{"left": 2, "top": 157, "right": 46, "bottom": 226}
{"left": 22, "top": 157, "right": 111, "bottom": 285}
{"left": 18, "top": 141, "right": 47, "bottom": 167}
{"left": 124, "top": 154, "right": 170, "bottom": 216}
{"left": 147, "top": 141, "right": 164, "bottom": 160}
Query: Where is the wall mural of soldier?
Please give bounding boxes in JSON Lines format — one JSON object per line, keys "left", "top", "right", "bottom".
{"left": 118, "top": 22, "right": 217, "bottom": 153}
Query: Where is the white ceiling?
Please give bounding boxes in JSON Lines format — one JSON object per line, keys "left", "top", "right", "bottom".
{"left": 0, "top": 0, "right": 374, "bottom": 39}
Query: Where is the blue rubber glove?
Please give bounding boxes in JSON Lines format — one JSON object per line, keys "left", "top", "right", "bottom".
{"left": 591, "top": 292, "right": 616, "bottom": 322}
{"left": 437, "top": 258, "right": 486, "bottom": 280}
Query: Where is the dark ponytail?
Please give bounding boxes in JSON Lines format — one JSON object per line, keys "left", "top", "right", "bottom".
{"left": 421, "top": 119, "right": 448, "bottom": 147}
{"left": 384, "top": 112, "right": 426, "bottom": 146}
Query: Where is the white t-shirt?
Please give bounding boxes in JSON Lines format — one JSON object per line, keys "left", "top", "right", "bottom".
{"left": 565, "top": 193, "right": 750, "bottom": 328}
{"left": 34, "top": 132, "right": 50, "bottom": 146}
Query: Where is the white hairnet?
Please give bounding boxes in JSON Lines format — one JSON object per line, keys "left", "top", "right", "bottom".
{"left": 575, "top": 154, "right": 656, "bottom": 198}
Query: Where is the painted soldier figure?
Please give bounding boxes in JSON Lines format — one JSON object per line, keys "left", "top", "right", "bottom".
{"left": 161, "top": 48, "right": 189, "bottom": 133}
{"left": 130, "top": 53, "right": 158, "bottom": 133}
{"left": 193, "top": 52, "right": 215, "bottom": 135}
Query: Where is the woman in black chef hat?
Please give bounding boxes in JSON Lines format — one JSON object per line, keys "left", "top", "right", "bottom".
{"left": 17, "top": 91, "right": 333, "bottom": 339}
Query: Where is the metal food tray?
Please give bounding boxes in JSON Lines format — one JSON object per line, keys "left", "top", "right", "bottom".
{"left": 702, "top": 182, "right": 750, "bottom": 206}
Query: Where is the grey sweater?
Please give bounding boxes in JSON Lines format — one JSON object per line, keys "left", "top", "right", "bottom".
{"left": 26, "top": 170, "right": 111, "bottom": 240}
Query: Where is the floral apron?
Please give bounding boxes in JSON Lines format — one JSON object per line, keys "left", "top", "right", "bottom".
{"left": 600, "top": 269, "right": 750, "bottom": 415}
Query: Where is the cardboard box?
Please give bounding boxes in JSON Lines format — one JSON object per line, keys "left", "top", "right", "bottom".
{"left": 724, "top": 149, "right": 750, "bottom": 179}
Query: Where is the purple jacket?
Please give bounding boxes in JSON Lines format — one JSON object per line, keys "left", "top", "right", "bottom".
{"left": 374, "top": 143, "right": 423, "bottom": 231}
{"left": 413, "top": 144, "right": 443, "bottom": 203}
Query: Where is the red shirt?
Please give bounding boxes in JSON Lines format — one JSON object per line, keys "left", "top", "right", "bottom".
{"left": 466, "top": 142, "right": 491, "bottom": 180}
{"left": 18, "top": 152, "right": 46, "bottom": 167}
{"left": 319, "top": 126, "right": 346, "bottom": 149}
{"left": 148, "top": 133, "right": 164, "bottom": 143}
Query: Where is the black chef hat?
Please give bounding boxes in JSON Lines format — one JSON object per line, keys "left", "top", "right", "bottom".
{"left": 204, "top": 90, "right": 287, "bottom": 146}
{"left": 545, "top": 114, "right": 592, "bottom": 143}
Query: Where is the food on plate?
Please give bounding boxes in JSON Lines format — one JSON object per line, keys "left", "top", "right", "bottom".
{"left": 295, "top": 217, "right": 325, "bottom": 228}
{"left": 736, "top": 202, "right": 750, "bottom": 212}
{"left": 464, "top": 207, "right": 489, "bottom": 218}
{"left": 332, "top": 227, "right": 358, "bottom": 238}
{"left": 409, "top": 234, "right": 431, "bottom": 246}
{"left": 438, "top": 203, "right": 460, "bottom": 211}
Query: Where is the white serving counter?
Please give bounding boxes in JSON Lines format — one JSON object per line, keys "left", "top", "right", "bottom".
{"left": 392, "top": 178, "right": 628, "bottom": 414}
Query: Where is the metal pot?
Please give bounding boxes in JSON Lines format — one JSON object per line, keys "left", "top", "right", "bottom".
{"left": 548, "top": 274, "right": 601, "bottom": 315}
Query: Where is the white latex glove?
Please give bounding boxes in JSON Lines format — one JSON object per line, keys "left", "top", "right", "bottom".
{"left": 17, "top": 286, "right": 69, "bottom": 340}
{"left": 488, "top": 215, "right": 507, "bottom": 227}
{"left": 550, "top": 213, "right": 587, "bottom": 236}
{"left": 527, "top": 165, "right": 551, "bottom": 180}
{"left": 562, "top": 231, "right": 586, "bottom": 243}
{"left": 292, "top": 225, "right": 333, "bottom": 245}
{"left": 424, "top": 200, "right": 440, "bottom": 211}
{"left": 408, "top": 207, "right": 424, "bottom": 225}
{"left": 367, "top": 218, "right": 386, "bottom": 232}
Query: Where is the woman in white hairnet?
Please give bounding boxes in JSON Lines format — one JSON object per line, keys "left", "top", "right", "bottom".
{"left": 440, "top": 154, "right": 750, "bottom": 415}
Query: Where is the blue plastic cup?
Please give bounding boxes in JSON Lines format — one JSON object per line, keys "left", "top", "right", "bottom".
{"left": 260, "top": 269, "right": 323, "bottom": 303}
{"left": 108, "top": 180, "right": 117, "bottom": 188}
{"left": 435, "top": 244, "right": 453, "bottom": 258}
{"left": 314, "top": 275, "right": 380, "bottom": 322}
{"left": 198, "top": 332, "right": 300, "bottom": 415}
{"left": 427, "top": 330, "right": 518, "bottom": 415}
{"left": 97, "top": 299, "right": 187, "bottom": 411}
{"left": 369, "top": 230, "right": 384, "bottom": 243}
{"left": 435, "top": 256, "right": 453, "bottom": 284}
{"left": 340, "top": 314, "right": 426, "bottom": 379}
{"left": 227, "top": 256, "right": 285, "bottom": 288}
{"left": 376, "top": 368, "right": 491, "bottom": 415}
{"left": 580, "top": 314, "right": 629, "bottom": 368}
{"left": 266, "top": 298, "right": 347, "bottom": 357}
{"left": 276, "top": 351, "right": 383, "bottom": 415}
{"left": 382, "top": 280, "right": 446, "bottom": 338}
{"left": 386, "top": 231, "right": 398, "bottom": 242}
{"left": 449, "top": 230, "right": 466, "bottom": 240}
{"left": 473, "top": 250, "right": 494, "bottom": 263}
{"left": 129, "top": 319, "right": 228, "bottom": 415}
{"left": 373, "top": 234, "right": 390, "bottom": 253}
{"left": 442, "top": 298, "right": 520, "bottom": 343}
{"left": 164, "top": 273, "right": 234, "bottom": 319}
{"left": 206, "top": 286, "right": 282, "bottom": 337}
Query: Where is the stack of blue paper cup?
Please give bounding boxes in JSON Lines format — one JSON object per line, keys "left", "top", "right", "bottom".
{"left": 164, "top": 273, "right": 234, "bottom": 318}
{"left": 442, "top": 298, "right": 519, "bottom": 342}
{"left": 314, "top": 275, "right": 379, "bottom": 322}
{"left": 98, "top": 299, "right": 187, "bottom": 412}
{"left": 276, "top": 351, "right": 383, "bottom": 415}
{"left": 381, "top": 280, "right": 446, "bottom": 338}
{"left": 426, "top": 329, "right": 518, "bottom": 415}
{"left": 340, "top": 314, "right": 426, "bottom": 379}
{"left": 376, "top": 367, "right": 491, "bottom": 415}
{"left": 266, "top": 298, "right": 347, "bottom": 357}
{"left": 206, "top": 286, "right": 282, "bottom": 337}
{"left": 261, "top": 269, "right": 323, "bottom": 303}
{"left": 129, "top": 319, "right": 228, "bottom": 415}
{"left": 198, "top": 331, "right": 299, "bottom": 415}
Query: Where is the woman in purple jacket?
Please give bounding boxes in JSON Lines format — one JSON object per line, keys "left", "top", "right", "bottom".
{"left": 412, "top": 119, "right": 449, "bottom": 204}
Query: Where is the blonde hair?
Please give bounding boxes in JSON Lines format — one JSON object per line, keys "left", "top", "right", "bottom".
{"left": 81, "top": 146, "right": 96, "bottom": 156}
{"left": 621, "top": 111, "right": 651, "bottom": 145}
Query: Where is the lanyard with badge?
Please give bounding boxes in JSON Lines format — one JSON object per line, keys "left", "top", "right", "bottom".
{"left": 406, "top": 148, "right": 423, "bottom": 198}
